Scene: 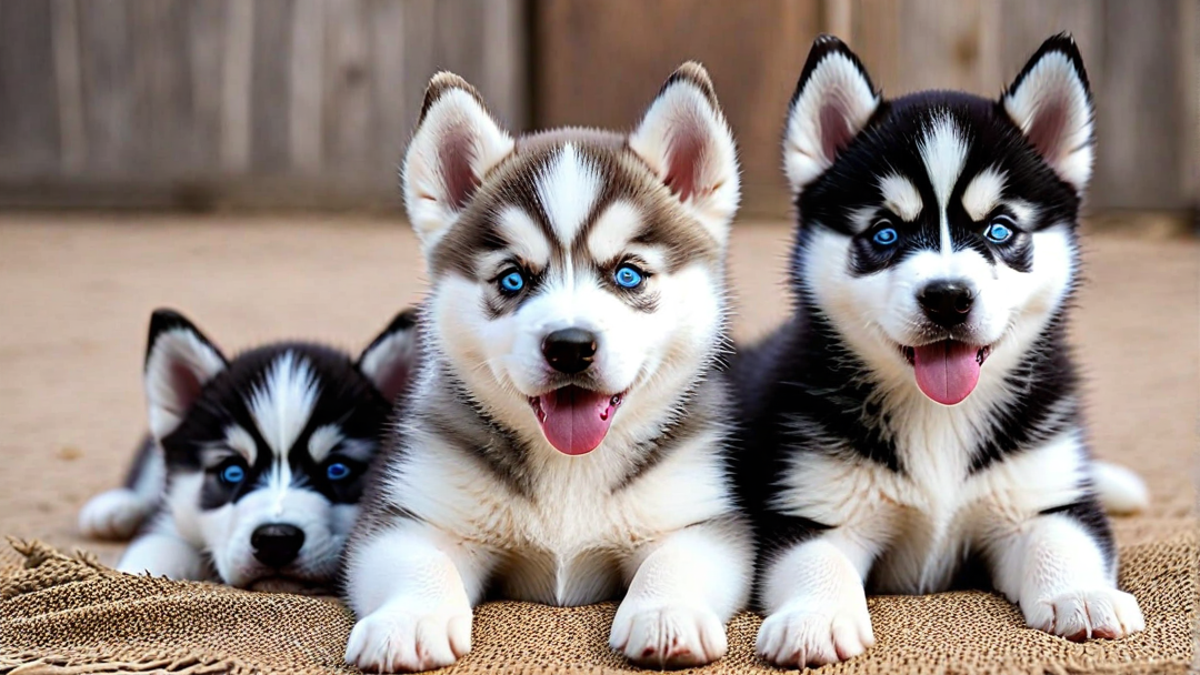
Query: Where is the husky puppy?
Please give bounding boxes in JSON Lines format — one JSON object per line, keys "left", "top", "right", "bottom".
{"left": 78, "top": 308, "right": 417, "bottom": 589}
{"left": 735, "top": 35, "right": 1147, "bottom": 667}
{"left": 343, "top": 64, "right": 752, "bottom": 671}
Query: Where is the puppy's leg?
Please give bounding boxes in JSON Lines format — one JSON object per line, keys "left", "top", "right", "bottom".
{"left": 117, "top": 515, "right": 204, "bottom": 580}
{"left": 756, "top": 526, "right": 879, "bottom": 668}
{"left": 79, "top": 436, "right": 164, "bottom": 540}
{"left": 986, "top": 499, "right": 1144, "bottom": 641}
{"left": 344, "top": 522, "right": 495, "bottom": 673}
{"left": 610, "top": 517, "right": 753, "bottom": 668}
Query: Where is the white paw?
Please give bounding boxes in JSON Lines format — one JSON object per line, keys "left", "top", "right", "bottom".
{"left": 609, "top": 602, "right": 727, "bottom": 668}
{"left": 78, "top": 489, "right": 151, "bottom": 540}
{"left": 1025, "top": 588, "right": 1145, "bottom": 641}
{"left": 345, "top": 604, "right": 472, "bottom": 673}
{"left": 756, "top": 600, "right": 875, "bottom": 668}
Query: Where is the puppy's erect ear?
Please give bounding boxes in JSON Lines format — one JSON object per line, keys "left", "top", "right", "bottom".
{"left": 784, "top": 35, "right": 880, "bottom": 195}
{"left": 357, "top": 308, "right": 420, "bottom": 402}
{"left": 1002, "top": 33, "right": 1094, "bottom": 194}
{"left": 402, "top": 73, "right": 515, "bottom": 252}
{"left": 629, "top": 62, "right": 741, "bottom": 247}
{"left": 144, "top": 309, "right": 227, "bottom": 440}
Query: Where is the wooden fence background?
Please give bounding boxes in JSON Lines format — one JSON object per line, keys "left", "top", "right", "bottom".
{"left": 0, "top": 0, "right": 1195, "bottom": 216}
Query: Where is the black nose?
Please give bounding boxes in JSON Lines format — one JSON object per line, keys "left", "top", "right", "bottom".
{"left": 251, "top": 524, "right": 305, "bottom": 568}
{"left": 542, "top": 328, "right": 598, "bottom": 374}
{"left": 918, "top": 280, "right": 975, "bottom": 327}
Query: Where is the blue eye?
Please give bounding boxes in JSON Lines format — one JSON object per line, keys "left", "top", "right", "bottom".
{"left": 614, "top": 265, "right": 644, "bottom": 289}
{"left": 220, "top": 464, "right": 245, "bottom": 485}
{"left": 499, "top": 270, "right": 525, "bottom": 293}
{"left": 985, "top": 218, "right": 1015, "bottom": 243}
{"left": 873, "top": 227, "right": 898, "bottom": 246}
{"left": 326, "top": 462, "right": 352, "bottom": 481}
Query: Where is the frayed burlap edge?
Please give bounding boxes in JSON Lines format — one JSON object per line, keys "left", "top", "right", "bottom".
{"left": 1, "top": 540, "right": 261, "bottom": 675}
{"left": 0, "top": 652, "right": 239, "bottom": 675}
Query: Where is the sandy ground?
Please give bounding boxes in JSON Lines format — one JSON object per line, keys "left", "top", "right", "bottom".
{"left": 0, "top": 213, "right": 1194, "bottom": 567}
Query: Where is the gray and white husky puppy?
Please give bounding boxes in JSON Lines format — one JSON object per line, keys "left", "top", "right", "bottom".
{"left": 79, "top": 308, "right": 417, "bottom": 589}
{"left": 734, "top": 34, "right": 1147, "bottom": 667}
{"left": 343, "top": 64, "right": 753, "bottom": 671}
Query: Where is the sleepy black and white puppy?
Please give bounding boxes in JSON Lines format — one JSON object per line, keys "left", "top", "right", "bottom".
{"left": 79, "top": 308, "right": 417, "bottom": 590}
{"left": 735, "top": 35, "right": 1147, "bottom": 667}
{"left": 343, "top": 64, "right": 753, "bottom": 672}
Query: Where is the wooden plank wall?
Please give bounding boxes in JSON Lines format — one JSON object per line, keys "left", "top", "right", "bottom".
{"left": 848, "top": 0, "right": 1195, "bottom": 211}
{"left": 534, "top": 0, "right": 821, "bottom": 219}
{"left": 534, "top": 0, "right": 1199, "bottom": 216}
{"left": 0, "top": 0, "right": 526, "bottom": 209}
{"left": 0, "top": 0, "right": 1193, "bottom": 214}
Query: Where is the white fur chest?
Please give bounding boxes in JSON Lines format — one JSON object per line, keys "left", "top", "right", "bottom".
{"left": 776, "top": 403, "right": 1091, "bottom": 594}
{"left": 389, "top": 427, "right": 733, "bottom": 605}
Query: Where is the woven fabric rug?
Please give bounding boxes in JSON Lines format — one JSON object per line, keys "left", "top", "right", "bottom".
{"left": 1, "top": 533, "right": 1193, "bottom": 675}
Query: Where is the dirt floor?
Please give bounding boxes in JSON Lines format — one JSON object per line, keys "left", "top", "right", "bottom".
{"left": 0, "top": 213, "right": 1194, "bottom": 567}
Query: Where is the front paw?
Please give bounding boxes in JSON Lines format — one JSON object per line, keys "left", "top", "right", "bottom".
{"left": 610, "top": 602, "right": 727, "bottom": 668}
{"left": 1024, "top": 588, "right": 1145, "bottom": 641}
{"left": 79, "top": 489, "right": 150, "bottom": 540}
{"left": 756, "top": 599, "right": 875, "bottom": 668}
{"left": 345, "top": 604, "right": 472, "bottom": 672}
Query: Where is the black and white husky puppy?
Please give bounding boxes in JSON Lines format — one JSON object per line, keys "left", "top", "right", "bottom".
{"left": 343, "top": 64, "right": 752, "bottom": 672}
{"left": 78, "top": 308, "right": 417, "bottom": 589}
{"left": 735, "top": 35, "right": 1147, "bottom": 667}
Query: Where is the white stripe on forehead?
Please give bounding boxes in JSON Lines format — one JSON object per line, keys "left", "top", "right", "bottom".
{"left": 496, "top": 205, "right": 551, "bottom": 267}
{"left": 918, "top": 115, "right": 968, "bottom": 252}
{"left": 248, "top": 351, "right": 320, "bottom": 458}
{"left": 586, "top": 200, "right": 642, "bottom": 263}
{"left": 962, "top": 166, "right": 1007, "bottom": 221}
{"left": 877, "top": 174, "right": 923, "bottom": 221}
{"left": 536, "top": 143, "right": 602, "bottom": 246}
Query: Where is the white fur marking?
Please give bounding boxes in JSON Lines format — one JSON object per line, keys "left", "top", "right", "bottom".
{"left": 878, "top": 174, "right": 923, "bottom": 221}
{"left": 586, "top": 201, "right": 643, "bottom": 263}
{"left": 497, "top": 206, "right": 552, "bottom": 267}
{"left": 247, "top": 351, "right": 318, "bottom": 516}
{"left": 224, "top": 424, "right": 258, "bottom": 465}
{"left": 248, "top": 351, "right": 320, "bottom": 459}
{"left": 308, "top": 424, "right": 344, "bottom": 464}
{"left": 962, "top": 167, "right": 1007, "bottom": 221}
{"left": 1006, "top": 199, "right": 1038, "bottom": 226}
{"left": 536, "top": 143, "right": 601, "bottom": 246}
{"left": 918, "top": 116, "right": 968, "bottom": 253}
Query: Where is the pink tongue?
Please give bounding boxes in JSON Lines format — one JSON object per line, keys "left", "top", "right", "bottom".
{"left": 537, "top": 387, "right": 616, "bottom": 456}
{"left": 912, "top": 341, "right": 981, "bottom": 405}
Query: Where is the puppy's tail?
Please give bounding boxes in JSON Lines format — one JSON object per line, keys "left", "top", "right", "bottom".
{"left": 1093, "top": 461, "right": 1150, "bottom": 515}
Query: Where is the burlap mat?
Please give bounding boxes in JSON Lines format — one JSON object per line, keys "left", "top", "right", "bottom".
{"left": 1, "top": 532, "right": 1194, "bottom": 675}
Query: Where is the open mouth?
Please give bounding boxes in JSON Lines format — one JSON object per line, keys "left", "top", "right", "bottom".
{"left": 529, "top": 385, "right": 624, "bottom": 456}
{"left": 900, "top": 341, "right": 993, "bottom": 406}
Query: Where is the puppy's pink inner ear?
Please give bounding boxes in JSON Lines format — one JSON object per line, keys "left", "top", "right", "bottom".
{"left": 373, "top": 364, "right": 410, "bottom": 403}
{"left": 819, "top": 101, "right": 855, "bottom": 162}
{"left": 664, "top": 126, "right": 707, "bottom": 201}
{"left": 1025, "top": 99, "right": 1069, "bottom": 165}
{"left": 439, "top": 126, "right": 481, "bottom": 210}
{"left": 167, "top": 360, "right": 204, "bottom": 414}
